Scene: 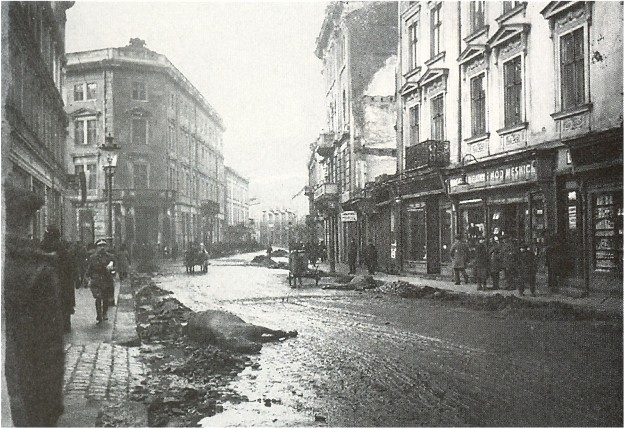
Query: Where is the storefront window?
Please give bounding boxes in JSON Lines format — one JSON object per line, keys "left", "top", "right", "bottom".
{"left": 461, "top": 205, "right": 484, "bottom": 248}
{"left": 531, "top": 196, "right": 546, "bottom": 245}
{"left": 489, "top": 202, "right": 527, "bottom": 242}
{"left": 593, "top": 192, "right": 623, "bottom": 273}
{"left": 406, "top": 204, "right": 426, "bottom": 261}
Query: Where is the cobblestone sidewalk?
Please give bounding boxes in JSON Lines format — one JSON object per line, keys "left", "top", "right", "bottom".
{"left": 57, "top": 280, "right": 147, "bottom": 427}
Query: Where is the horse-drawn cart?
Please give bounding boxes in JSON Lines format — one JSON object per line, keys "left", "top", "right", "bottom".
{"left": 185, "top": 248, "right": 209, "bottom": 273}
{"left": 287, "top": 249, "right": 320, "bottom": 287}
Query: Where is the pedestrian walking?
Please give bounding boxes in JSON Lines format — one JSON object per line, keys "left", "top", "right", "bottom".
{"left": 266, "top": 244, "right": 273, "bottom": 258}
{"left": 40, "top": 225, "right": 75, "bottom": 332}
{"left": 4, "top": 185, "right": 65, "bottom": 426}
{"left": 364, "top": 240, "right": 378, "bottom": 275}
{"left": 473, "top": 238, "right": 489, "bottom": 290}
{"left": 87, "top": 239, "right": 115, "bottom": 324}
{"left": 117, "top": 243, "right": 131, "bottom": 281}
{"left": 488, "top": 237, "right": 503, "bottom": 290}
{"left": 73, "top": 241, "right": 89, "bottom": 289}
{"left": 450, "top": 235, "right": 470, "bottom": 285}
{"left": 348, "top": 238, "right": 358, "bottom": 274}
{"left": 518, "top": 244, "right": 537, "bottom": 296}
{"left": 501, "top": 236, "right": 518, "bottom": 289}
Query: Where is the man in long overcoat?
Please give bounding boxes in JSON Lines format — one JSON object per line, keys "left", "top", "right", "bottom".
{"left": 450, "top": 235, "right": 470, "bottom": 285}
{"left": 347, "top": 238, "right": 358, "bottom": 274}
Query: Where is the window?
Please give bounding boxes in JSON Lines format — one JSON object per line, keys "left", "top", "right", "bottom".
{"left": 73, "top": 84, "right": 84, "bottom": 101}
{"left": 132, "top": 118, "right": 147, "bottom": 145}
{"left": 470, "top": 74, "right": 486, "bottom": 135}
{"left": 74, "top": 119, "right": 97, "bottom": 145}
{"left": 503, "top": 56, "right": 522, "bottom": 127}
{"left": 431, "top": 94, "right": 445, "bottom": 141}
{"left": 73, "top": 83, "right": 97, "bottom": 101}
{"left": 86, "top": 83, "right": 97, "bottom": 100}
{"left": 408, "top": 21, "right": 418, "bottom": 70}
{"left": 409, "top": 105, "right": 420, "bottom": 145}
{"left": 430, "top": 3, "right": 442, "bottom": 58}
{"left": 86, "top": 164, "right": 97, "bottom": 189}
{"left": 470, "top": 1, "right": 485, "bottom": 33}
{"left": 132, "top": 81, "right": 147, "bottom": 101}
{"left": 168, "top": 124, "right": 175, "bottom": 150}
{"left": 503, "top": 1, "right": 520, "bottom": 14}
{"left": 133, "top": 164, "right": 148, "bottom": 188}
{"left": 561, "top": 27, "right": 585, "bottom": 110}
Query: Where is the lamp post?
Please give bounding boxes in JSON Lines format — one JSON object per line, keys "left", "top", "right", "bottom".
{"left": 100, "top": 134, "right": 120, "bottom": 245}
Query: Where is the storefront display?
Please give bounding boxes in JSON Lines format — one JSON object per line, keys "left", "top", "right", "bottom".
{"left": 592, "top": 192, "right": 623, "bottom": 273}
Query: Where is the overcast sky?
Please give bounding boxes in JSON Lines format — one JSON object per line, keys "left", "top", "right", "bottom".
{"left": 65, "top": 1, "right": 328, "bottom": 215}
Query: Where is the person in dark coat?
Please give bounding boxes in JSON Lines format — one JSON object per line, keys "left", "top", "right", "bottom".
{"left": 348, "top": 238, "right": 358, "bottom": 274}
{"left": 473, "top": 238, "right": 489, "bottom": 290}
{"left": 40, "top": 225, "right": 75, "bottom": 332}
{"left": 4, "top": 185, "right": 65, "bottom": 426}
{"left": 171, "top": 242, "right": 179, "bottom": 262}
{"left": 450, "top": 235, "right": 470, "bottom": 285}
{"left": 501, "top": 237, "right": 518, "bottom": 290}
{"left": 518, "top": 244, "right": 537, "bottom": 296}
{"left": 488, "top": 237, "right": 503, "bottom": 290}
{"left": 364, "top": 240, "right": 378, "bottom": 275}
{"left": 545, "top": 233, "right": 562, "bottom": 291}
{"left": 87, "top": 239, "right": 115, "bottom": 323}
{"left": 72, "top": 241, "right": 89, "bottom": 289}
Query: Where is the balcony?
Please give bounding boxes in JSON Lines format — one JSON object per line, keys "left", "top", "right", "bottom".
{"left": 201, "top": 199, "right": 220, "bottom": 215}
{"left": 313, "top": 183, "right": 338, "bottom": 201}
{"left": 110, "top": 189, "right": 176, "bottom": 206}
{"left": 405, "top": 139, "right": 450, "bottom": 170}
{"left": 316, "top": 132, "right": 335, "bottom": 158}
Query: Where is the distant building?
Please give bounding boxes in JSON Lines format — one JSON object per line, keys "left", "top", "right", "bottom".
{"left": 259, "top": 209, "right": 297, "bottom": 248}
{"left": 2, "top": 1, "right": 74, "bottom": 240}
{"left": 309, "top": 1, "right": 399, "bottom": 267}
{"left": 224, "top": 166, "right": 251, "bottom": 243}
{"left": 64, "top": 38, "right": 226, "bottom": 249}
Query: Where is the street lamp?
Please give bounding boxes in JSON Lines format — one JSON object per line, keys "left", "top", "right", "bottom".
{"left": 100, "top": 134, "right": 120, "bottom": 245}
{"left": 457, "top": 153, "right": 479, "bottom": 186}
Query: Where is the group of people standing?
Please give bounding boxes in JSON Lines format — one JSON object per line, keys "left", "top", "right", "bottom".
{"left": 348, "top": 239, "right": 378, "bottom": 275}
{"left": 450, "top": 235, "right": 538, "bottom": 296}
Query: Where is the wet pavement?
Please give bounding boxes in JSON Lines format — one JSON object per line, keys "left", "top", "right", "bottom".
{"left": 151, "top": 251, "right": 623, "bottom": 427}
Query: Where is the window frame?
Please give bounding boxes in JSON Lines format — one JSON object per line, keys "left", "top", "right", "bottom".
{"left": 503, "top": 55, "right": 523, "bottom": 128}
{"left": 430, "top": 93, "right": 445, "bottom": 141}
{"left": 74, "top": 117, "right": 97, "bottom": 145}
{"left": 559, "top": 26, "right": 586, "bottom": 110}
{"left": 430, "top": 3, "right": 442, "bottom": 58}
{"left": 131, "top": 117, "right": 148, "bottom": 145}
{"left": 133, "top": 163, "right": 149, "bottom": 189}
{"left": 132, "top": 81, "right": 147, "bottom": 101}
{"left": 470, "top": 1, "right": 486, "bottom": 34}
{"left": 470, "top": 73, "right": 487, "bottom": 136}
{"left": 408, "top": 21, "right": 419, "bottom": 71}
{"left": 73, "top": 84, "right": 84, "bottom": 101}
{"left": 409, "top": 104, "right": 420, "bottom": 146}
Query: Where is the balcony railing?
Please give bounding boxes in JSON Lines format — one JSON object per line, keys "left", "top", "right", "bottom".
{"left": 313, "top": 183, "right": 338, "bottom": 201}
{"left": 316, "top": 132, "right": 335, "bottom": 157}
{"left": 110, "top": 188, "right": 177, "bottom": 203}
{"left": 405, "top": 139, "right": 450, "bottom": 170}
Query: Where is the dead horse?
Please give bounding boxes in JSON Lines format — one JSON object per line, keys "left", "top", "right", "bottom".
{"left": 185, "top": 309, "right": 298, "bottom": 353}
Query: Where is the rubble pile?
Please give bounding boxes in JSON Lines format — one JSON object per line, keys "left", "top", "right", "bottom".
{"left": 271, "top": 249, "right": 288, "bottom": 257}
{"left": 130, "top": 275, "right": 251, "bottom": 427}
{"left": 376, "top": 281, "right": 453, "bottom": 299}
{"left": 322, "top": 275, "right": 380, "bottom": 291}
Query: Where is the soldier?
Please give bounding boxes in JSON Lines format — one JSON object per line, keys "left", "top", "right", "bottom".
{"left": 86, "top": 239, "right": 115, "bottom": 323}
{"left": 4, "top": 185, "right": 65, "bottom": 426}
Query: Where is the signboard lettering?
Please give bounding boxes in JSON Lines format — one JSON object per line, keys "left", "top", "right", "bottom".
{"left": 341, "top": 211, "right": 358, "bottom": 222}
{"left": 448, "top": 160, "right": 537, "bottom": 193}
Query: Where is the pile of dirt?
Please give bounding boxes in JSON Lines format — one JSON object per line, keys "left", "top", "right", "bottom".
{"left": 322, "top": 275, "right": 381, "bottom": 291}
{"left": 130, "top": 275, "right": 252, "bottom": 427}
{"left": 271, "top": 249, "right": 288, "bottom": 257}
{"left": 376, "top": 281, "right": 454, "bottom": 299}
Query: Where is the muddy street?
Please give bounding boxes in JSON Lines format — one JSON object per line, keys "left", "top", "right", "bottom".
{"left": 152, "top": 252, "right": 622, "bottom": 427}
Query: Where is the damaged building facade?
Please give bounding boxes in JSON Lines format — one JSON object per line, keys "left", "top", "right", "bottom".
{"left": 371, "top": 0, "right": 622, "bottom": 291}
{"left": 309, "top": 1, "right": 398, "bottom": 267}
{"left": 64, "top": 38, "right": 226, "bottom": 249}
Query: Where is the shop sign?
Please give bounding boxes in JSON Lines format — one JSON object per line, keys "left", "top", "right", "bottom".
{"left": 568, "top": 206, "right": 577, "bottom": 229}
{"left": 448, "top": 160, "right": 537, "bottom": 193}
{"left": 340, "top": 211, "right": 358, "bottom": 222}
{"left": 390, "top": 242, "right": 397, "bottom": 259}
{"left": 406, "top": 201, "right": 426, "bottom": 211}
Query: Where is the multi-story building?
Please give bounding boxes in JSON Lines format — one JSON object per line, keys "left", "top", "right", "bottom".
{"left": 224, "top": 166, "right": 251, "bottom": 243}
{"left": 387, "top": 1, "right": 622, "bottom": 290}
{"left": 310, "top": 1, "right": 398, "bottom": 268}
{"left": 64, "top": 38, "right": 226, "bottom": 249}
{"left": 2, "top": 1, "right": 74, "bottom": 240}
{"left": 259, "top": 209, "right": 297, "bottom": 248}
